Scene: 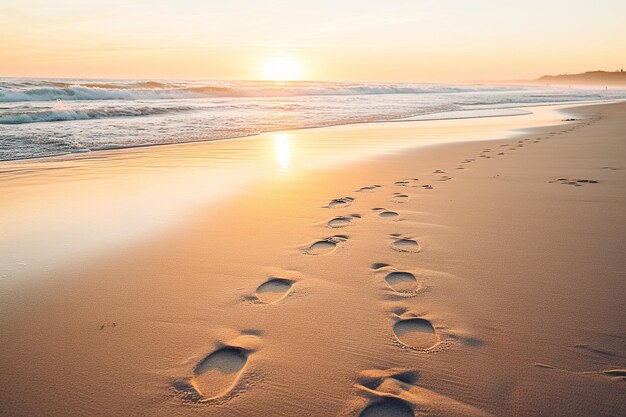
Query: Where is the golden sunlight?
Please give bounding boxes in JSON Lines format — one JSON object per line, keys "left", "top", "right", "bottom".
{"left": 262, "top": 57, "right": 303, "bottom": 81}
{"left": 273, "top": 133, "right": 291, "bottom": 170}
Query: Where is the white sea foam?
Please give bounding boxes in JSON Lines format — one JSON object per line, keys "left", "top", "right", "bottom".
{"left": 0, "top": 106, "right": 194, "bottom": 124}
{"left": 0, "top": 79, "right": 547, "bottom": 102}
{"left": 1, "top": 78, "right": 625, "bottom": 161}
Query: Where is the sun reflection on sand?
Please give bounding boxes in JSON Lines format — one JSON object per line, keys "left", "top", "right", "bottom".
{"left": 273, "top": 133, "right": 291, "bottom": 171}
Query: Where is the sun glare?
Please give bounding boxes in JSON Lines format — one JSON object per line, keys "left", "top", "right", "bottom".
{"left": 273, "top": 133, "right": 291, "bottom": 171}
{"left": 262, "top": 57, "right": 303, "bottom": 81}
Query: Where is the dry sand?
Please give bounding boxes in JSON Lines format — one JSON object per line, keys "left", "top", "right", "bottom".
{"left": 0, "top": 103, "right": 625, "bottom": 416}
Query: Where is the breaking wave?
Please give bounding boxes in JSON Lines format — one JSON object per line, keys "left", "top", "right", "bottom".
{"left": 0, "top": 105, "right": 194, "bottom": 124}
{"left": 0, "top": 79, "right": 509, "bottom": 103}
{"left": 2, "top": 77, "right": 625, "bottom": 161}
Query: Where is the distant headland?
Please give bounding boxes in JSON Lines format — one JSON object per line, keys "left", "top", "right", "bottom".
{"left": 534, "top": 70, "right": 626, "bottom": 87}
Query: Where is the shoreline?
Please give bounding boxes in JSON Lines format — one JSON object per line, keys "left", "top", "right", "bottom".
{"left": 1, "top": 102, "right": 625, "bottom": 416}
{"left": 0, "top": 103, "right": 575, "bottom": 281}
{"left": 0, "top": 99, "right": 620, "bottom": 165}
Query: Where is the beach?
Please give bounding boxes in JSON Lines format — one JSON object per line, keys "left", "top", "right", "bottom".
{"left": 1, "top": 102, "right": 625, "bottom": 416}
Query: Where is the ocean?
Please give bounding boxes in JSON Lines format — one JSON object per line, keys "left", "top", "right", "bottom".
{"left": 1, "top": 78, "right": 624, "bottom": 161}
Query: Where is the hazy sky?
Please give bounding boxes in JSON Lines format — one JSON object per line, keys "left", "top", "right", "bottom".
{"left": 1, "top": 0, "right": 625, "bottom": 82}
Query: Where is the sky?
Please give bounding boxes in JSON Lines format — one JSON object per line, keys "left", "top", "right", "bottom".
{"left": 1, "top": 0, "right": 625, "bottom": 82}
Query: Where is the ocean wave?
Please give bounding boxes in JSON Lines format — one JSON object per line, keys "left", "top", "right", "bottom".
{"left": 0, "top": 105, "right": 194, "bottom": 124}
{"left": 0, "top": 80, "right": 518, "bottom": 103}
{"left": 3, "top": 77, "right": 626, "bottom": 162}
{"left": 0, "top": 87, "right": 200, "bottom": 103}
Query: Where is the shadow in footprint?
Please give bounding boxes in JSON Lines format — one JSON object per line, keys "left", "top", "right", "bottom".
{"left": 393, "top": 318, "right": 439, "bottom": 350}
{"left": 327, "top": 197, "right": 354, "bottom": 209}
{"left": 549, "top": 178, "right": 599, "bottom": 187}
{"left": 394, "top": 178, "right": 419, "bottom": 187}
{"left": 602, "top": 370, "right": 626, "bottom": 381}
{"left": 379, "top": 210, "right": 399, "bottom": 220}
{"left": 347, "top": 367, "right": 492, "bottom": 417}
{"left": 328, "top": 215, "right": 360, "bottom": 228}
{"left": 391, "top": 193, "right": 409, "bottom": 203}
{"left": 391, "top": 237, "right": 419, "bottom": 253}
{"left": 185, "top": 346, "right": 249, "bottom": 400}
{"left": 385, "top": 272, "right": 419, "bottom": 293}
{"left": 256, "top": 278, "right": 294, "bottom": 304}
{"left": 356, "top": 185, "right": 382, "bottom": 193}
{"left": 359, "top": 398, "right": 415, "bottom": 417}
{"left": 306, "top": 235, "right": 348, "bottom": 255}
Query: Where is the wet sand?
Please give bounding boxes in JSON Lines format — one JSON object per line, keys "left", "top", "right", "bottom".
{"left": 1, "top": 103, "right": 625, "bottom": 416}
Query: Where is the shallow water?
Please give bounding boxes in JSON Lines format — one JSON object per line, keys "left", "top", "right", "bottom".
{"left": 1, "top": 77, "right": 624, "bottom": 161}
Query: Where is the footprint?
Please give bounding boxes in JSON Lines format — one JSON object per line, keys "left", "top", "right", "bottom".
{"left": 373, "top": 207, "right": 400, "bottom": 220}
{"left": 391, "top": 193, "right": 409, "bottom": 203}
{"left": 191, "top": 347, "right": 249, "bottom": 399}
{"left": 574, "top": 343, "right": 617, "bottom": 358}
{"left": 327, "top": 197, "right": 354, "bottom": 209}
{"left": 384, "top": 271, "right": 420, "bottom": 293}
{"left": 378, "top": 210, "right": 399, "bottom": 220}
{"left": 394, "top": 178, "right": 419, "bottom": 187}
{"left": 393, "top": 318, "right": 439, "bottom": 350}
{"left": 601, "top": 369, "right": 626, "bottom": 381}
{"left": 356, "top": 185, "right": 382, "bottom": 193}
{"left": 391, "top": 236, "right": 419, "bottom": 253}
{"left": 327, "top": 214, "right": 360, "bottom": 228}
{"left": 549, "top": 177, "right": 599, "bottom": 186}
{"left": 534, "top": 365, "right": 626, "bottom": 383}
{"left": 347, "top": 368, "right": 491, "bottom": 417}
{"left": 359, "top": 398, "right": 415, "bottom": 417}
{"left": 371, "top": 264, "right": 422, "bottom": 294}
{"left": 328, "top": 216, "right": 353, "bottom": 228}
{"left": 173, "top": 334, "right": 262, "bottom": 402}
{"left": 256, "top": 278, "right": 294, "bottom": 303}
{"left": 306, "top": 235, "right": 348, "bottom": 255}
{"left": 433, "top": 169, "right": 446, "bottom": 174}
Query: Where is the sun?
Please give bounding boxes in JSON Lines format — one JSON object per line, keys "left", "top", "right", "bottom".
{"left": 262, "top": 57, "right": 303, "bottom": 81}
